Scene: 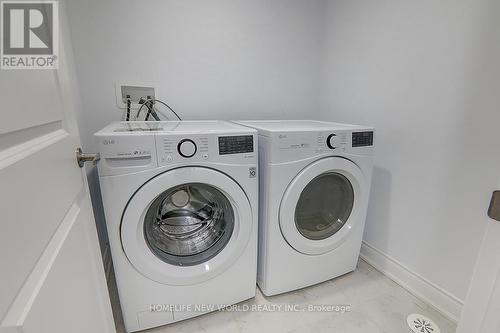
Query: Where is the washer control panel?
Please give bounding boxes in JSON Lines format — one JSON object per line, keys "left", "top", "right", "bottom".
{"left": 95, "top": 122, "right": 258, "bottom": 175}
{"left": 158, "top": 136, "right": 209, "bottom": 164}
{"left": 156, "top": 133, "right": 256, "bottom": 166}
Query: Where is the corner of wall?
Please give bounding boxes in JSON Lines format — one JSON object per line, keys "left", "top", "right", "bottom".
{"left": 360, "top": 241, "right": 464, "bottom": 322}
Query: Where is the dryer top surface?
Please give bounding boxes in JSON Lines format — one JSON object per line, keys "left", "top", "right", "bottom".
{"left": 235, "top": 120, "right": 373, "bottom": 134}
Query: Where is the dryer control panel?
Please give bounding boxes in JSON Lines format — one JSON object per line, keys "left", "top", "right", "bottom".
{"left": 276, "top": 131, "right": 349, "bottom": 152}
{"left": 267, "top": 129, "right": 374, "bottom": 164}
{"left": 352, "top": 131, "right": 374, "bottom": 147}
{"left": 234, "top": 120, "right": 374, "bottom": 164}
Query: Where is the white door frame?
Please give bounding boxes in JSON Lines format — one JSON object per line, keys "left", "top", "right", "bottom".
{"left": 457, "top": 190, "right": 500, "bottom": 333}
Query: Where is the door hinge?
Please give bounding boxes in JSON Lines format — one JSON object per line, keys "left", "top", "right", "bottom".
{"left": 488, "top": 191, "right": 500, "bottom": 222}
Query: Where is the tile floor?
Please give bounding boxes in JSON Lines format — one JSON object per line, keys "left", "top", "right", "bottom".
{"left": 111, "top": 259, "right": 456, "bottom": 333}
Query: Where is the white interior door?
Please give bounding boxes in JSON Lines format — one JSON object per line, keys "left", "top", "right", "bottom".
{"left": 0, "top": 2, "right": 115, "bottom": 333}
{"left": 457, "top": 185, "right": 500, "bottom": 333}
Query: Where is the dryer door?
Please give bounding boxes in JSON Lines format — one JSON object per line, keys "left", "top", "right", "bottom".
{"left": 279, "top": 157, "right": 366, "bottom": 255}
{"left": 121, "top": 167, "right": 253, "bottom": 285}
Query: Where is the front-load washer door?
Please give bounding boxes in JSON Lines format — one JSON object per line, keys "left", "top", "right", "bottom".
{"left": 121, "top": 167, "right": 253, "bottom": 285}
{"left": 279, "top": 157, "right": 366, "bottom": 255}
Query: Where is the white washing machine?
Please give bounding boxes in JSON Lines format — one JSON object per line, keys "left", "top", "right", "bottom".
{"left": 234, "top": 120, "right": 374, "bottom": 296}
{"left": 95, "top": 121, "right": 258, "bottom": 332}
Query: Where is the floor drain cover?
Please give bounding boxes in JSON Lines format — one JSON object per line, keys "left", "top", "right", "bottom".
{"left": 407, "top": 314, "right": 441, "bottom": 333}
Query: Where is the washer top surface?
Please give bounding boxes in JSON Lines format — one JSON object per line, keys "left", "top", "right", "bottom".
{"left": 96, "top": 121, "right": 254, "bottom": 136}
{"left": 235, "top": 120, "right": 371, "bottom": 134}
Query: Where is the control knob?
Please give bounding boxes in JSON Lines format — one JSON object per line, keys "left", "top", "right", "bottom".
{"left": 177, "top": 139, "right": 197, "bottom": 158}
{"left": 326, "top": 134, "right": 337, "bottom": 149}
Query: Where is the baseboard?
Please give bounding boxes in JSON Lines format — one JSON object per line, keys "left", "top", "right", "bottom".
{"left": 102, "top": 243, "right": 113, "bottom": 281}
{"left": 360, "top": 241, "right": 463, "bottom": 323}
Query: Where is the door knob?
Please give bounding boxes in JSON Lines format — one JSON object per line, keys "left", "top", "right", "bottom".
{"left": 76, "top": 147, "right": 100, "bottom": 168}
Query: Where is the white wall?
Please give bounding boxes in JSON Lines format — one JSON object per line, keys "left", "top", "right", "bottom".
{"left": 66, "top": 0, "right": 326, "bottom": 152}
{"left": 65, "top": 0, "right": 326, "bottom": 254}
{"left": 319, "top": 0, "right": 500, "bottom": 307}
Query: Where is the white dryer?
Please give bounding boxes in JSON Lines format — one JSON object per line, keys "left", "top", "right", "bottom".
{"left": 234, "top": 120, "right": 374, "bottom": 296}
{"left": 95, "top": 121, "right": 258, "bottom": 332}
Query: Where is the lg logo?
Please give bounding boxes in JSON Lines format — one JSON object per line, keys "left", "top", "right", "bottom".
{"left": 102, "top": 139, "right": 116, "bottom": 145}
{"left": 1, "top": 1, "right": 58, "bottom": 69}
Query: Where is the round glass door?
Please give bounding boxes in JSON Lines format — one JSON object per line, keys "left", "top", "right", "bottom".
{"left": 144, "top": 183, "right": 235, "bottom": 266}
{"left": 295, "top": 173, "right": 354, "bottom": 240}
{"left": 279, "top": 157, "right": 365, "bottom": 255}
{"left": 121, "top": 166, "right": 253, "bottom": 285}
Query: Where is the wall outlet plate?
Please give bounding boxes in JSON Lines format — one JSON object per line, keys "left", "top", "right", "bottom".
{"left": 115, "top": 82, "right": 156, "bottom": 109}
